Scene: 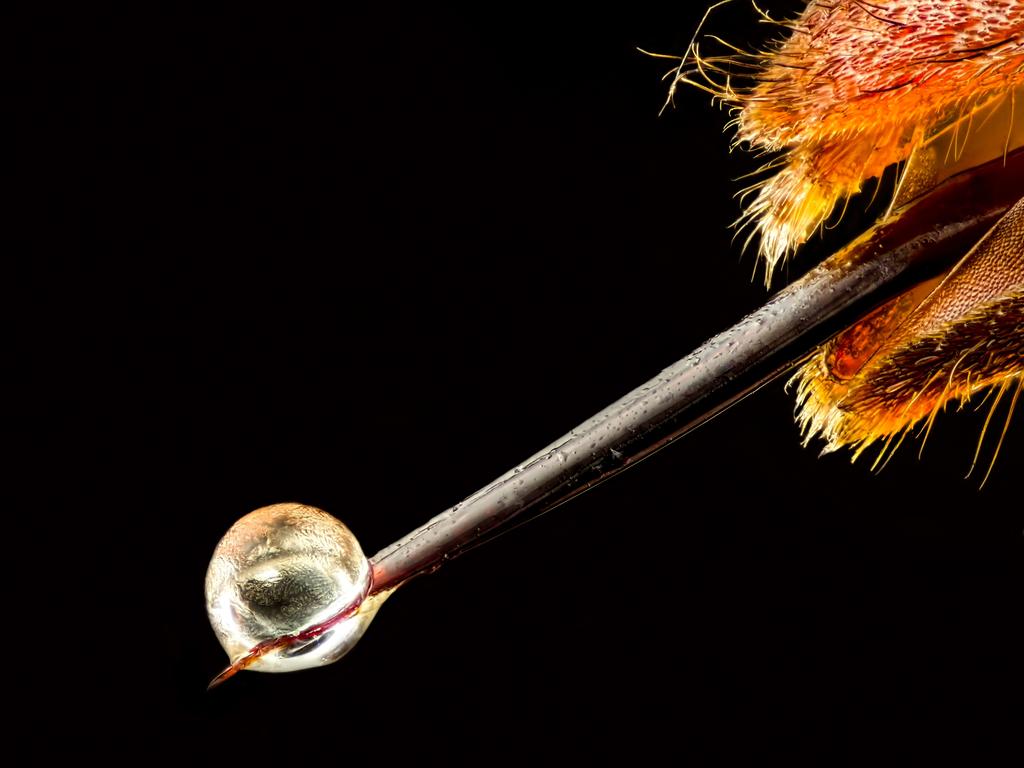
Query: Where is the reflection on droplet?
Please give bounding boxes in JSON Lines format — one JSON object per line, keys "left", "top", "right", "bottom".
{"left": 206, "top": 503, "right": 383, "bottom": 676}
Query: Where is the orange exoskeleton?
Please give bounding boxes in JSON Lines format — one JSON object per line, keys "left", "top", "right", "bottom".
{"left": 667, "top": 1, "right": 1023, "bottom": 478}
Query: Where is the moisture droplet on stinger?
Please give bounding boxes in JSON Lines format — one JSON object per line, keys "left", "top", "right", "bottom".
{"left": 205, "top": 503, "right": 378, "bottom": 673}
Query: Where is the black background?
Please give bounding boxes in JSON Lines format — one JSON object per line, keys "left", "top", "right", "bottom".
{"left": 20, "top": 2, "right": 1021, "bottom": 763}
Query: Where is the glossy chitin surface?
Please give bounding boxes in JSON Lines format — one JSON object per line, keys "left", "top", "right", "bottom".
{"left": 794, "top": 197, "right": 1024, "bottom": 461}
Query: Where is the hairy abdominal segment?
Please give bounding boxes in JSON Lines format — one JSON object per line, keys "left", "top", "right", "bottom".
{"left": 721, "top": 0, "right": 1024, "bottom": 282}
{"left": 791, "top": 198, "right": 1024, "bottom": 471}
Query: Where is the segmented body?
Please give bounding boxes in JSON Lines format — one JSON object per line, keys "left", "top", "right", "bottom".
{"left": 687, "top": 1, "right": 1024, "bottom": 471}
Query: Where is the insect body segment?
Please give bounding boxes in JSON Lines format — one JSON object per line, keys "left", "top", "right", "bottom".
{"left": 792, "top": 197, "right": 1024, "bottom": 474}
{"left": 684, "top": 0, "right": 1024, "bottom": 282}
{"left": 680, "top": 1, "right": 1023, "bottom": 470}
